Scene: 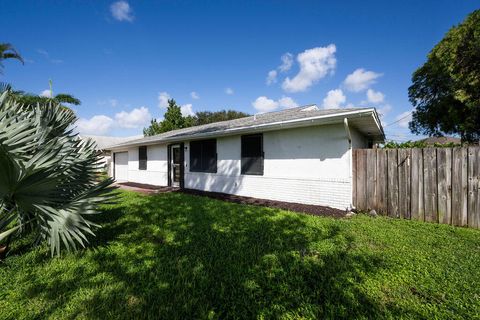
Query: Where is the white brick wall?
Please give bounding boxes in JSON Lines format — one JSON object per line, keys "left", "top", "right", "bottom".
{"left": 184, "top": 124, "right": 353, "bottom": 209}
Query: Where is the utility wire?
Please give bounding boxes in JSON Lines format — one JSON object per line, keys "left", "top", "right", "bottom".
{"left": 384, "top": 111, "right": 413, "bottom": 127}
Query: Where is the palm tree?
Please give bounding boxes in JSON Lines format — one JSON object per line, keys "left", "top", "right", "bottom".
{"left": 0, "top": 43, "right": 24, "bottom": 73}
{"left": 0, "top": 92, "right": 115, "bottom": 257}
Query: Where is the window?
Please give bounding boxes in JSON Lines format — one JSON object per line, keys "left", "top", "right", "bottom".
{"left": 139, "top": 146, "right": 147, "bottom": 170}
{"left": 241, "top": 134, "right": 263, "bottom": 175}
{"left": 190, "top": 139, "right": 217, "bottom": 173}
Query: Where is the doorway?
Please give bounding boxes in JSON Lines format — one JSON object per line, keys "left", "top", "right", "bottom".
{"left": 168, "top": 144, "right": 184, "bottom": 187}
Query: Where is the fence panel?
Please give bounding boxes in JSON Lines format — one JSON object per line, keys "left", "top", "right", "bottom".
{"left": 353, "top": 146, "right": 480, "bottom": 229}
{"left": 437, "top": 148, "right": 452, "bottom": 224}
{"left": 376, "top": 149, "right": 388, "bottom": 215}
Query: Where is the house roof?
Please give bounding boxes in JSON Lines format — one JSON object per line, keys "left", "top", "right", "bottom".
{"left": 79, "top": 134, "right": 141, "bottom": 150}
{"left": 419, "top": 136, "right": 461, "bottom": 145}
{"left": 107, "top": 105, "right": 385, "bottom": 150}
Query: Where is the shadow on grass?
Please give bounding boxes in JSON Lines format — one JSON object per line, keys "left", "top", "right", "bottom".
{"left": 11, "top": 192, "right": 406, "bottom": 319}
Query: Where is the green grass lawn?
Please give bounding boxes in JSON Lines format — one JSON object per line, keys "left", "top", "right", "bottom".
{"left": 1, "top": 190, "right": 480, "bottom": 319}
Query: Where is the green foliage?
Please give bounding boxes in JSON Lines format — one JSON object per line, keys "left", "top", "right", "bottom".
{"left": 381, "top": 140, "right": 462, "bottom": 149}
{"left": 1, "top": 190, "right": 480, "bottom": 318}
{"left": 193, "top": 110, "right": 250, "bottom": 126}
{"left": 143, "top": 99, "right": 250, "bottom": 136}
{"left": 0, "top": 92, "right": 115, "bottom": 256}
{"left": 0, "top": 84, "right": 81, "bottom": 111}
{"left": 143, "top": 99, "right": 190, "bottom": 136}
{"left": 0, "top": 43, "right": 24, "bottom": 73}
{"left": 409, "top": 10, "right": 480, "bottom": 142}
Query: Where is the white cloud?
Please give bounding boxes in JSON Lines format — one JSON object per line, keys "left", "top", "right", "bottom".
{"left": 158, "top": 91, "right": 171, "bottom": 108}
{"left": 278, "top": 53, "right": 293, "bottom": 72}
{"left": 344, "top": 68, "right": 382, "bottom": 92}
{"left": 225, "top": 87, "right": 234, "bottom": 95}
{"left": 278, "top": 96, "right": 298, "bottom": 109}
{"left": 76, "top": 115, "right": 114, "bottom": 135}
{"left": 282, "top": 44, "right": 336, "bottom": 93}
{"left": 181, "top": 104, "right": 195, "bottom": 116}
{"left": 39, "top": 89, "right": 52, "bottom": 98}
{"left": 366, "top": 89, "right": 385, "bottom": 104}
{"left": 322, "top": 89, "right": 346, "bottom": 109}
{"left": 252, "top": 96, "right": 279, "bottom": 113}
{"left": 190, "top": 91, "right": 199, "bottom": 99}
{"left": 115, "top": 107, "right": 151, "bottom": 129}
{"left": 396, "top": 111, "right": 412, "bottom": 128}
{"left": 252, "top": 95, "right": 298, "bottom": 113}
{"left": 266, "top": 70, "right": 277, "bottom": 85}
{"left": 110, "top": 1, "right": 134, "bottom": 22}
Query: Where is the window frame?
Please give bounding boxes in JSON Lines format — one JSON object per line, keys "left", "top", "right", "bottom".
{"left": 241, "top": 133, "right": 264, "bottom": 175}
{"left": 139, "top": 146, "right": 147, "bottom": 170}
{"left": 189, "top": 139, "right": 217, "bottom": 173}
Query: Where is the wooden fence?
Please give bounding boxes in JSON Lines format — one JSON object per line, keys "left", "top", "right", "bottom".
{"left": 352, "top": 147, "right": 480, "bottom": 228}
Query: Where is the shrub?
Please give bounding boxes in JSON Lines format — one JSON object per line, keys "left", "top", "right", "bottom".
{"left": 0, "top": 92, "right": 115, "bottom": 256}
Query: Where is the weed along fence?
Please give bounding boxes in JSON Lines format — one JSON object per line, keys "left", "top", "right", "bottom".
{"left": 352, "top": 147, "right": 480, "bottom": 229}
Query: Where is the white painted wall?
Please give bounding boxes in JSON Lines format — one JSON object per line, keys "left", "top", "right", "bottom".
{"left": 113, "top": 145, "right": 168, "bottom": 185}
{"left": 185, "top": 124, "right": 353, "bottom": 209}
{"left": 350, "top": 127, "right": 368, "bottom": 149}
{"left": 111, "top": 123, "right": 362, "bottom": 209}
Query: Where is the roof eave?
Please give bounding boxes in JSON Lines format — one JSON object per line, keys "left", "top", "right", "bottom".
{"left": 107, "top": 109, "right": 384, "bottom": 150}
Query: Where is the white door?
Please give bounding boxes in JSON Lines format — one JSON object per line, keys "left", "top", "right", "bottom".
{"left": 114, "top": 152, "right": 128, "bottom": 182}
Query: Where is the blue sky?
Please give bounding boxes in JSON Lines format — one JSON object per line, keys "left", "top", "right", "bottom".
{"left": 1, "top": 1, "right": 477, "bottom": 139}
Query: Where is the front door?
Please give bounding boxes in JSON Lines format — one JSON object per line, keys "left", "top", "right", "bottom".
{"left": 169, "top": 144, "right": 182, "bottom": 187}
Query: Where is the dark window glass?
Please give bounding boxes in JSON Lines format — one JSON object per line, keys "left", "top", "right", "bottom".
{"left": 241, "top": 134, "right": 263, "bottom": 175}
{"left": 139, "top": 146, "right": 147, "bottom": 170}
{"left": 190, "top": 139, "right": 217, "bottom": 173}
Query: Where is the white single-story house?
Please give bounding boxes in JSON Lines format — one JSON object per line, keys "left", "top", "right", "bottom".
{"left": 107, "top": 105, "right": 384, "bottom": 210}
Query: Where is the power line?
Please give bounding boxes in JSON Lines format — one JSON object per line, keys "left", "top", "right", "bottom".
{"left": 384, "top": 111, "right": 413, "bottom": 127}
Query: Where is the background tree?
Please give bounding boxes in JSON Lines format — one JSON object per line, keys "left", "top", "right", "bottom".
{"left": 0, "top": 43, "right": 24, "bottom": 73}
{"left": 408, "top": 10, "right": 480, "bottom": 142}
{"left": 193, "top": 110, "right": 250, "bottom": 126}
{"left": 143, "top": 103, "right": 250, "bottom": 136}
{"left": 1, "top": 83, "right": 81, "bottom": 111}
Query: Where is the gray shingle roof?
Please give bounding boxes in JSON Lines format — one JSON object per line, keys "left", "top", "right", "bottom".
{"left": 79, "top": 135, "right": 141, "bottom": 150}
{"left": 108, "top": 105, "right": 376, "bottom": 149}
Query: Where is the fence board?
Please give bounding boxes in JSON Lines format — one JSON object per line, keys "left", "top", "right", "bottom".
{"left": 452, "top": 148, "right": 468, "bottom": 226}
{"left": 410, "top": 149, "right": 424, "bottom": 221}
{"left": 398, "top": 149, "right": 411, "bottom": 219}
{"left": 376, "top": 149, "right": 388, "bottom": 215}
{"left": 468, "top": 147, "right": 480, "bottom": 228}
{"left": 387, "top": 149, "right": 399, "bottom": 218}
{"left": 355, "top": 149, "right": 367, "bottom": 210}
{"left": 366, "top": 150, "right": 377, "bottom": 210}
{"left": 423, "top": 148, "right": 438, "bottom": 222}
{"left": 437, "top": 148, "right": 452, "bottom": 224}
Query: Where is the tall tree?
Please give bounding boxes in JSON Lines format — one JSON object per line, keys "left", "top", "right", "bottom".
{"left": 0, "top": 43, "right": 24, "bottom": 73}
{"left": 408, "top": 10, "right": 480, "bottom": 142}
